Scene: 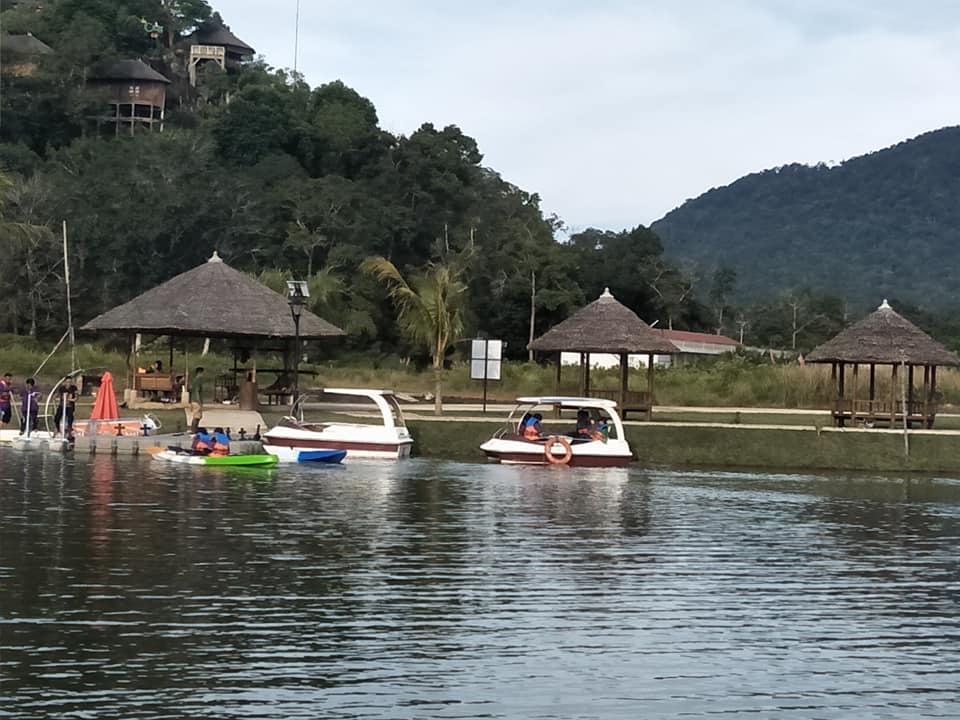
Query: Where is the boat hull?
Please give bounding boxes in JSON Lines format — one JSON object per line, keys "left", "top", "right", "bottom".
{"left": 152, "top": 450, "right": 278, "bottom": 467}
{"left": 263, "top": 428, "right": 412, "bottom": 461}
{"left": 479, "top": 437, "right": 632, "bottom": 468}
{"left": 264, "top": 446, "right": 347, "bottom": 464}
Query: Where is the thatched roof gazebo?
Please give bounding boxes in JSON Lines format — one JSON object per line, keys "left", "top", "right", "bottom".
{"left": 528, "top": 288, "right": 679, "bottom": 419}
{"left": 81, "top": 252, "right": 344, "bottom": 405}
{"left": 807, "top": 299, "right": 960, "bottom": 428}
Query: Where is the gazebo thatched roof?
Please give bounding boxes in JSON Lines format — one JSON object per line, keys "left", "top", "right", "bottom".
{"left": 90, "top": 58, "right": 169, "bottom": 83}
{"left": 807, "top": 300, "right": 960, "bottom": 366}
{"left": 81, "top": 252, "right": 345, "bottom": 341}
{"left": 196, "top": 24, "right": 255, "bottom": 55}
{"left": 528, "top": 288, "right": 679, "bottom": 355}
{"left": 1, "top": 32, "right": 54, "bottom": 55}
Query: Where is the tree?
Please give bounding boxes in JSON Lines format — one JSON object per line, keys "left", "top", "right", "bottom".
{"left": 362, "top": 250, "right": 470, "bottom": 415}
{"left": 709, "top": 266, "right": 737, "bottom": 335}
{"left": 0, "top": 172, "right": 61, "bottom": 336}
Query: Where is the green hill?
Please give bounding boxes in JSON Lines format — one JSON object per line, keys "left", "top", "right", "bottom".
{"left": 652, "top": 126, "right": 960, "bottom": 307}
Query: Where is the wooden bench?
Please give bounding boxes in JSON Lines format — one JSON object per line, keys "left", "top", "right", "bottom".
{"left": 135, "top": 375, "right": 174, "bottom": 393}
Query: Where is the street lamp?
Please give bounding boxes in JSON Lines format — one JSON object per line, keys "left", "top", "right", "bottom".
{"left": 286, "top": 280, "right": 309, "bottom": 412}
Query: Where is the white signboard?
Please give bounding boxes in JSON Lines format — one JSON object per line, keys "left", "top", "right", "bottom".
{"left": 470, "top": 339, "right": 503, "bottom": 380}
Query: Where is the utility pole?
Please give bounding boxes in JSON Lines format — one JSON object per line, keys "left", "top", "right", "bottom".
{"left": 294, "top": 0, "right": 301, "bottom": 74}
{"left": 528, "top": 270, "right": 536, "bottom": 362}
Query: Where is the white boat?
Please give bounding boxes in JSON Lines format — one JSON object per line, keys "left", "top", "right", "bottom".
{"left": 262, "top": 388, "right": 413, "bottom": 461}
{"left": 479, "top": 396, "right": 633, "bottom": 467}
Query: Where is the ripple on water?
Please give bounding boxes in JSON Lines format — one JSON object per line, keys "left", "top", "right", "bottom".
{"left": 1, "top": 453, "right": 959, "bottom": 718}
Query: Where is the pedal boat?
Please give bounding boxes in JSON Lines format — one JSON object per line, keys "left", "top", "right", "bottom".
{"left": 262, "top": 389, "right": 413, "bottom": 462}
{"left": 480, "top": 396, "right": 633, "bottom": 467}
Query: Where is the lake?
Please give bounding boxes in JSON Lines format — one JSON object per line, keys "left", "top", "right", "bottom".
{"left": 2, "top": 451, "right": 959, "bottom": 718}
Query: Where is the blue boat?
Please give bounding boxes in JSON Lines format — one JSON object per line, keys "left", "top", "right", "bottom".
{"left": 296, "top": 449, "right": 347, "bottom": 464}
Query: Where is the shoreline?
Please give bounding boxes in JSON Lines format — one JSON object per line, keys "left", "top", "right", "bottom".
{"left": 5, "top": 405, "right": 960, "bottom": 473}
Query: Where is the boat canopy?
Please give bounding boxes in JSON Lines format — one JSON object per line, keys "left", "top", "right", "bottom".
{"left": 515, "top": 396, "right": 620, "bottom": 410}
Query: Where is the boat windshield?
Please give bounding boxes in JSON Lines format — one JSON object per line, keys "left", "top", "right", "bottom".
{"left": 384, "top": 394, "right": 406, "bottom": 428}
{"left": 507, "top": 403, "right": 618, "bottom": 440}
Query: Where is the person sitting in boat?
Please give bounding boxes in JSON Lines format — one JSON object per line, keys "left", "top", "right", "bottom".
{"left": 522, "top": 413, "right": 543, "bottom": 440}
{"left": 517, "top": 412, "right": 532, "bottom": 434}
{"left": 192, "top": 427, "right": 213, "bottom": 455}
{"left": 210, "top": 427, "right": 231, "bottom": 457}
{"left": 571, "top": 408, "right": 605, "bottom": 441}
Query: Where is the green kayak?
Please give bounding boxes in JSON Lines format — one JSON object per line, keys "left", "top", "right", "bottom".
{"left": 153, "top": 450, "right": 278, "bottom": 467}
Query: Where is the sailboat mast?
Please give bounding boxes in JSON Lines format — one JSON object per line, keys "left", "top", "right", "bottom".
{"left": 62, "top": 220, "right": 76, "bottom": 373}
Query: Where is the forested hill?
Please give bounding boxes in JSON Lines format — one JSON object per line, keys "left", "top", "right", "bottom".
{"left": 0, "top": 0, "right": 710, "bottom": 356}
{"left": 652, "top": 126, "right": 960, "bottom": 307}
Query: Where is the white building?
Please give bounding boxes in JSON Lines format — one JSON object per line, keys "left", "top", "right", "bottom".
{"left": 561, "top": 329, "right": 738, "bottom": 368}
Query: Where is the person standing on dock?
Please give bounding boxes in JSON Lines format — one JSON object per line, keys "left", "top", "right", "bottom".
{"left": 0, "top": 373, "right": 12, "bottom": 429}
{"left": 54, "top": 382, "right": 78, "bottom": 438}
{"left": 189, "top": 367, "right": 206, "bottom": 434}
{"left": 20, "top": 378, "right": 39, "bottom": 435}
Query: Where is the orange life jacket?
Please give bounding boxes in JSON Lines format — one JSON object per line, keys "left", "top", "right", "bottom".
{"left": 522, "top": 424, "right": 540, "bottom": 439}
{"left": 210, "top": 440, "right": 229, "bottom": 457}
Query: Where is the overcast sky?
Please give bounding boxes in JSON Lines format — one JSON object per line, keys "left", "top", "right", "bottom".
{"left": 219, "top": 1, "right": 960, "bottom": 233}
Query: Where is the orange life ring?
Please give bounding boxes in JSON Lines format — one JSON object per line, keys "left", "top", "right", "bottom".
{"left": 544, "top": 436, "right": 572, "bottom": 466}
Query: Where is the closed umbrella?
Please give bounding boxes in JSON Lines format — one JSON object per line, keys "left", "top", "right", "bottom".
{"left": 90, "top": 371, "right": 120, "bottom": 421}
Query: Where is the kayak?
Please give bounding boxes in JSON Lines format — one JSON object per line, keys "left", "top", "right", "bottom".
{"left": 298, "top": 449, "right": 347, "bottom": 464}
{"left": 152, "top": 450, "right": 278, "bottom": 467}
{"left": 261, "top": 444, "right": 348, "bottom": 464}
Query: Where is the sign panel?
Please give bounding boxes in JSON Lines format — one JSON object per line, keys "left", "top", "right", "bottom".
{"left": 470, "top": 339, "right": 503, "bottom": 380}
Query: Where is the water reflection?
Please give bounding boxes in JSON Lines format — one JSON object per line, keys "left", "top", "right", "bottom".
{"left": 1, "top": 453, "right": 959, "bottom": 718}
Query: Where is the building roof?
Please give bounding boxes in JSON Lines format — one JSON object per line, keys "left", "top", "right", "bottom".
{"left": 807, "top": 300, "right": 960, "bottom": 366}
{"left": 657, "top": 329, "right": 739, "bottom": 346}
{"left": 196, "top": 24, "right": 255, "bottom": 55}
{"left": 0, "top": 32, "right": 54, "bottom": 55}
{"left": 81, "top": 252, "right": 345, "bottom": 341}
{"left": 90, "top": 58, "right": 170, "bottom": 84}
{"left": 528, "top": 288, "right": 679, "bottom": 354}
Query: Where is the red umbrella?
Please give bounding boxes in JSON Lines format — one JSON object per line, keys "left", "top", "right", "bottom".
{"left": 90, "top": 371, "right": 120, "bottom": 421}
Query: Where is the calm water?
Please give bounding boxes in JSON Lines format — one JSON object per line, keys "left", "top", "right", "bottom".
{"left": 1, "top": 451, "right": 959, "bottom": 719}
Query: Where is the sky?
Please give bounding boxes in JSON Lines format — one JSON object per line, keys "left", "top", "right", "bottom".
{"left": 219, "top": 1, "right": 960, "bottom": 233}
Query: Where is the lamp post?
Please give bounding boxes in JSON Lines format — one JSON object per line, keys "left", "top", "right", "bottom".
{"left": 286, "top": 280, "right": 309, "bottom": 412}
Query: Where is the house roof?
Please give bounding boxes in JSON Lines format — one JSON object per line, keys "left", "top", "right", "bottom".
{"left": 0, "top": 32, "right": 54, "bottom": 55}
{"left": 90, "top": 58, "right": 170, "bottom": 84}
{"left": 806, "top": 300, "right": 960, "bottom": 366}
{"left": 528, "top": 288, "right": 679, "bottom": 354}
{"left": 80, "top": 252, "right": 345, "bottom": 341}
{"left": 196, "top": 24, "right": 255, "bottom": 55}
{"left": 658, "top": 329, "right": 739, "bottom": 346}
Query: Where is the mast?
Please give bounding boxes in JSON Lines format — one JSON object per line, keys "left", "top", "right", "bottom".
{"left": 63, "top": 220, "right": 76, "bottom": 373}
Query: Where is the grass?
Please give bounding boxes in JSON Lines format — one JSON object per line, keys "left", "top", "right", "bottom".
{"left": 6, "top": 334, "right": 960, "bottom": 414}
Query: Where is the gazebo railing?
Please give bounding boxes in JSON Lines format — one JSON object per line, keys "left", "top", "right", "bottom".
{"left": 832, "top": 398, "right": 938, "bottom": 427}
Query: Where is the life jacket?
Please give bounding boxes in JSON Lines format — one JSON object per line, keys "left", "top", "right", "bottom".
{"left": 522, "top": 423, "right": 540, "bottom": 439}
{"left": 192, "top": 434, "right": 212, "bottom": 453}
{"left": 211, "top": 432, "right": 230, "bottom": 456}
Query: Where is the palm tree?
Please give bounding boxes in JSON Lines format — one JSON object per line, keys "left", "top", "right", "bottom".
{"left": 362, "top": 256, "right": 468, "bottom": 415}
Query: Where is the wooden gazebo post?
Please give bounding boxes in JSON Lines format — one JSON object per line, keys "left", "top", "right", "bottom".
{"left": 646, "top": 353, "right": 655, "bottom": 421}
{"left": 554, "top": 352, "right": 562, "bottom": 396}
{"left": 619, "top": 353, "right": 628, "bottom": 410}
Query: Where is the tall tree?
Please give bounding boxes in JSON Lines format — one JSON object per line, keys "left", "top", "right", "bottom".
{"left": 709, "top": 266, "right": 737, "bottom": 335}
{"left": 362, "top": 250, "right": 470, "bottom": 415}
